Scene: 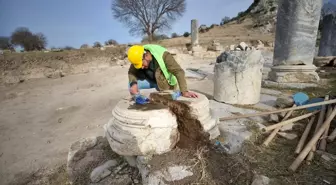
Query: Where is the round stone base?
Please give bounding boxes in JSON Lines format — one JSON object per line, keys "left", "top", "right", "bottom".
{"left": 268, "top": 65, "right": 320, "bottom": 83}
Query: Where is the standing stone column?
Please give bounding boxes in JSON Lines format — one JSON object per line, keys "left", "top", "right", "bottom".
{"left": 266, "top": 0, "right": 323, "bottom": 88}
{"left": 318, "top": 14, "right": 336, "bottom": 56}
{"left": 190, "top": 19, "right": 203, "bottom": 56}
{"left": 191, "top": 19, "right": 199, "bottom": 46}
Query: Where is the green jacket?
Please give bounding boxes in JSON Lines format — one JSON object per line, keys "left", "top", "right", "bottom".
{"left": 128, "top": 46, "right": 188, "bottom": 92}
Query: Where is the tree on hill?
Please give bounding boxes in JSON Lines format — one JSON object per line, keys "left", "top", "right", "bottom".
{"left": 105, "top": 39, "right": 118, "bottom": 46}
{"left": 171, "top": 33, "right": 179, "bottom": 38}
{"left": 80, "top": 44, "right": 89, "bottom": 49}
{"left": 111, "top": 0, "right": 186, "bottom": 42}
{"left": 141, "top": 34, "right": 169, "bottom": 42}
{"left": 63, "top": 46, "right": 75, "bottom": 50}
{"left": 220, "top": 16, "right": 231, "bottom": 25}
{"left": 10, "top": 27, "right": 47, "bottom": 51}
{"left": 0, "top": 36, "right": 14, "bottom": 51}
{"left": 93, "top": 42, "right": 103, "bottom": 48}
{"left": 183, "top": 32, "right": 190, "bottom": 37}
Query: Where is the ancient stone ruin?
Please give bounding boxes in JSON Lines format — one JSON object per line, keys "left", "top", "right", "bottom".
{"left": 318, "top": 14, "right": 336, "bottom": 57}
{"left": 190, "top": 19, "right": 204, "bottom": 56}
{"left": 265, "top": 0, "right": 323, "bottom": 88}
{"left": 213, "top": 49, "right": 265, "bottom": 105}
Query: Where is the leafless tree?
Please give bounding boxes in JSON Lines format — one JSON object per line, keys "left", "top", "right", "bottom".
{"left": 111, "top": 0, "right": 186, "bottom": 42}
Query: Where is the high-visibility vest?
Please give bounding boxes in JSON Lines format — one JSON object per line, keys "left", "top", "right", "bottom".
{"left": 143, "top": 44, "right": 177, "bottom": 86}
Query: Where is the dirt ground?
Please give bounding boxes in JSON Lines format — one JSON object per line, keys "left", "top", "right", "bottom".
{"left": 0, "top": 59, "right": 214, "bottom": 185}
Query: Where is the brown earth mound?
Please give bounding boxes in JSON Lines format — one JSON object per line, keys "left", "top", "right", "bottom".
{"left": 149, "top": 93, "right": 210, "bottom": 149}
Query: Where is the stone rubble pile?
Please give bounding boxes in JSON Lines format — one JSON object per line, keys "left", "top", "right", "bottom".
{"left": 66, "top": 136, "right": 141, "bottom": 185}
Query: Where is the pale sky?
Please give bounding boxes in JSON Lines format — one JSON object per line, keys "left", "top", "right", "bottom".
{"left": 0, "top": 0, "right": 253, "bottom": 48}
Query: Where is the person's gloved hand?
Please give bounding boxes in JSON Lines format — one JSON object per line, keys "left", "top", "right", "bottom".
{"left": 134, "top": 94, "right": 149, "bottom": 105}
{"left": 172, "top": 91, "right": 181, "bottom": 100}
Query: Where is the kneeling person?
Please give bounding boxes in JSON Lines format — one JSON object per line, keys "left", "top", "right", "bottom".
{"left": 127, "top": 44, "right": 198, "bottom": 98}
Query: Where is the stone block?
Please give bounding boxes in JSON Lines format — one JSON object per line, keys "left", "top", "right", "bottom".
{"left": 251, "top": 174, "right": 270, "bottom": 185}
{"left": 275, "top": 95, "right": 294, "bottom": 108}
{"left": 218, "top": 123, "right": 252, "bottom": 154}
{"left": 136, "top": 156, "right": 194, "bottom": 185}
{"left": 313, "top": 56, "right": 336, "bottom": 67}
{"left": 268, "top": 65, "right": 320, "bottom": 83}
{"left": 238, "top": 42, "right": 249, "bottom": 51}
{"left": 90, "top": 160, "right": 118, "bottom": 183}
{"left": 213, "top": 50, "right": 264, "bottom": 105}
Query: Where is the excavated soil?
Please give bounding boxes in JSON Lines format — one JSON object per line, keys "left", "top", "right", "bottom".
{"left": 149, "top": 93, "right": 210, "bottom": 149}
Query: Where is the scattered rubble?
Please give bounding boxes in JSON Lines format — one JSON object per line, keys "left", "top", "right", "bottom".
{"left": 67, "top": 136, "right": 140, "bottom": 185}
{"left": 275, "top": 95, "right": 294, "bottom": 108}
{"left": 268, "top": 114, "right": 279, "bottom": 122}
{"left": 313, "top": 56, "right": 336, "bottom": 67}
{"left": 251, "top": 174, "right": 271, "bottom": 185}
{"left": 207, "top": 40, "right": 223, "bottom": 51}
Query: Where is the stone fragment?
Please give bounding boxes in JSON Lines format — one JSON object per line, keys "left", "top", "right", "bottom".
{"left": 116, "top": 59, "right": 127, "bottom": 66}
{"left": 123, "top": 156, "right": 137, "bottom": 167}
{"left": 167, "top": 48, "right": 180, "bottom": 55}
{"left": 137, "top": 156, "right": 194, "bottom": 185}
{"left": 214, "top": 50, "right": 264, "bottom": 105}
{"left": 277, "top": 132, "right": 297, "bottom": 140}
{"left": 251, "top": 174, "right": 270, "bottom": 185}
{"left": 238, "top": 42, "right": 248, "bottom": 51}
{"left": 280, "top": 123, "right": 294, "bottom": 131}
{"left": 268, "top": 114, "right": 279, "bottom": 122}
{"left": 256, "top": 40, "right": 265, "bottom": 50}
{"left": 313, "top": 56, "right": 336, "bottom": 67}
{"left": 208, "top": 40, "right": 223, "bottom": 51}
{"left": 260, "top": 88, "right": 282, "bottom": 96}
{"left": 230, "top": 45, "right": 235, "bottom": 51}
{"left": 275, "top": 95, "right": 294, "bottom": 108}
{"left": 90, "top": 160, "right": 118, "bottom": 183}
{"left": 318, "top": 14, "right": 336, "bottom": 56}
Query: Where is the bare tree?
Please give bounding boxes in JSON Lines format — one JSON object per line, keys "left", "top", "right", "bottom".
{"left": 111, "top": 0, "right": 186, "bottom": 42}
{"left": 11, "top": 27, "right": 47, "bottom": 51}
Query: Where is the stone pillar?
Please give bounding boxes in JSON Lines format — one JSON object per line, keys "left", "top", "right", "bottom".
{"left": 266, "top": 0, "right": 323, "bottom": 88}
{"left": 190, "top": 19, "right": 203, "bottom": 56}
{"left": 213, "top": 50, "right": 264, "bottom": 105}
{"left": 191, "top": 19, "right": 199, "bottom": 46}
{"left": 318, "top": 14, "right": 336, "bottom": 56}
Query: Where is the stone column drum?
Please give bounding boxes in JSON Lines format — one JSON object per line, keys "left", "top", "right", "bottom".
{"left": 213, "top": 50, "right": 264, "bottom": 105}
{"left": 104, "top": 91, "right": 220, "bottom": 156}
{"left": 268, "top": 0, "right": 323, "bottom": 86}
{"left": 318, "top": 14, "right": 336, "bottom": 56}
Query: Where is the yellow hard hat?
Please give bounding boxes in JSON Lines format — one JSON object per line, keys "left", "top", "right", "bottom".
{"left": 127, "top": 45, "right": 145, "bottom": 69}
